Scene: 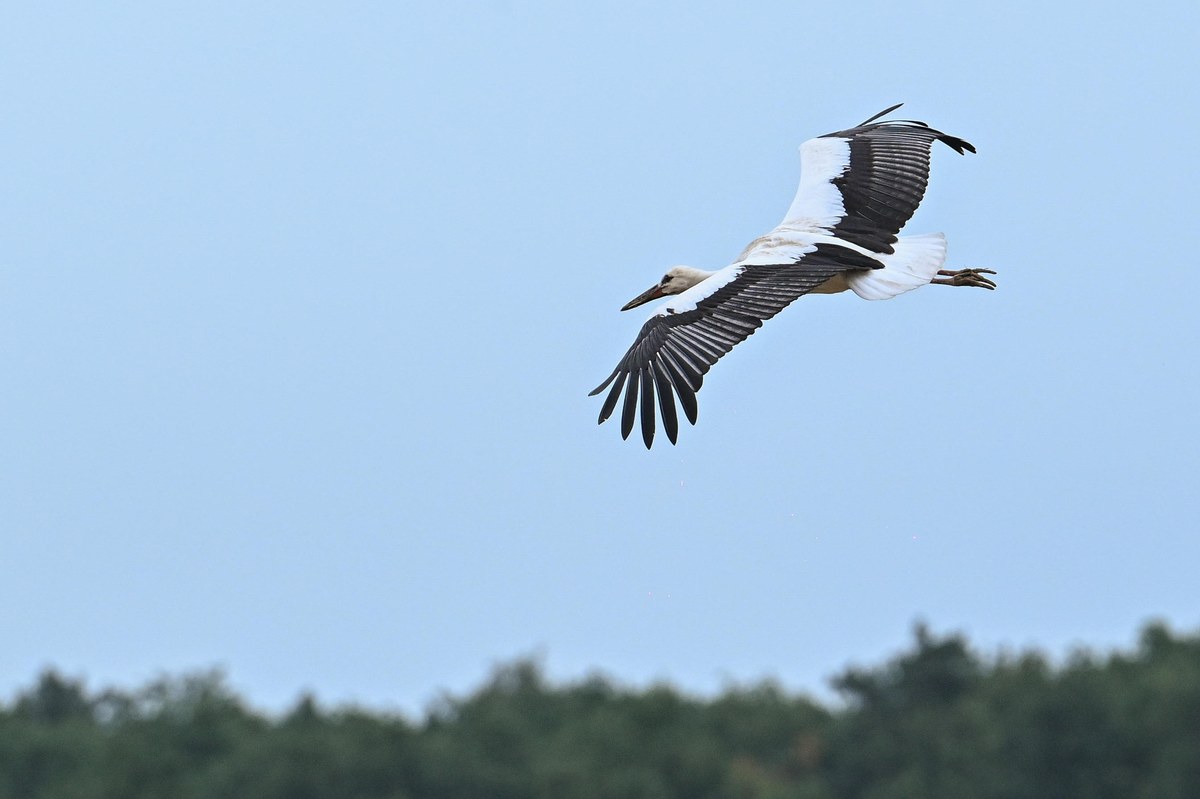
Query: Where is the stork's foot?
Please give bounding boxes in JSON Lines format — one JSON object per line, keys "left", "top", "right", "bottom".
{"left": 932, "top": 268, "right": 997, "bottom": 290}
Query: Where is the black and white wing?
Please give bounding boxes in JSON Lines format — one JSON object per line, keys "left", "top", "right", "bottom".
{"left": 779, "top": 103, "right": 975, "bottom": 255}
{"left": 589, "top": 244, "right": 881, "bottom": 448}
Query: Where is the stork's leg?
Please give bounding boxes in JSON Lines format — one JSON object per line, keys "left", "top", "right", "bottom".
{"left": 931, "top": 268, "right": 997, "bottom": 289}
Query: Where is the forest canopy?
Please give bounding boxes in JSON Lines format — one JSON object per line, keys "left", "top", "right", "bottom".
{"left": 3, "top": 622, "right": 1199, "bottom": 799}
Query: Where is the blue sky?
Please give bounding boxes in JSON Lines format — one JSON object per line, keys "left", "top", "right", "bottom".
{"left": 3, "top": 1, "right": 1198, "bottom": 714}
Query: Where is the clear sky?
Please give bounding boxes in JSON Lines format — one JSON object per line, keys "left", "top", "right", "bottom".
{"left": 3, "top": 1, "right": 1198, "bottom": 715}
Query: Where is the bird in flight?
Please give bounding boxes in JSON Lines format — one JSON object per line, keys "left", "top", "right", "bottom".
{"left": 590, "top": 104, "right": 996, "bottom": 449}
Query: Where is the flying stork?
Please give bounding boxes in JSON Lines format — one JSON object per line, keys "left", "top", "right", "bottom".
{"left": 590, "top": 104, "right": 996, "bottom": 448}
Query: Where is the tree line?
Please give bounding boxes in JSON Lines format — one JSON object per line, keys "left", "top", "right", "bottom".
{"left": 2, "top": 622, "right": 1198, "bottom": 798}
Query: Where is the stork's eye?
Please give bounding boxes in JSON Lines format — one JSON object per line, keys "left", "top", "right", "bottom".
{"left": 661, "top": 275, "right": 671, "bottom": 284}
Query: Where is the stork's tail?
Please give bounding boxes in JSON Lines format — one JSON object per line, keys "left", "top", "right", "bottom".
{"left": 848, "top": 233, "right": 947, "bottom": 300}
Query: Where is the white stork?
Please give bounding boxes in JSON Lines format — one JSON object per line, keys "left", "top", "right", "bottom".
{"left": 590, "top": 104, "right": 996, "bottom": 448}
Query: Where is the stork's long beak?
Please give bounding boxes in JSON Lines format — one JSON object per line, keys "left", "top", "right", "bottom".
{"left": 621, "top": 284, "right": 665, "bottom": 311}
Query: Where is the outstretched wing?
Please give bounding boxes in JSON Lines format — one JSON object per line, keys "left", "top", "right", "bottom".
{"left": 780, "top": 103, "right": 975, "bottom": 254}
{"left": 589, "top": 244, "right": 881, "bottom": 448}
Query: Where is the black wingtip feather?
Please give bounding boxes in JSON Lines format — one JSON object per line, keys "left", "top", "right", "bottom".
{"left": 588, "top": 387, "right": 601, "bottom": 397}
{"left": 620, "top": 369, "right": 639, "bottom": 441}
{"left": 588, "top": 368, "right": 619, "bottom": 397}
{"left": 639, "top": 367, "right": 655, "bottom": 449}
{"left": 658, "top": 351, "right": 699, "bottom": 425}
{"left": 597, "top": 371, "right": 626, "bottom": 424}
{"left": 940, "top": 133, "right": 976, "bottom": 155}
{"left": 859, "top": 102, "right": 903, "bottom": 126}
{"left": 678, "top": 388, "right": 698, "bottom": 426}
{"left": 651, "top": 364, "right": 679, "bottom": 446}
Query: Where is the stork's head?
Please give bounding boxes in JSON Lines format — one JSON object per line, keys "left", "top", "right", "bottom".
{"left": 621, "top": 266, "right": 710, "bottom": 311}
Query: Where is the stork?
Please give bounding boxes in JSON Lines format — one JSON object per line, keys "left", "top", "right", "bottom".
{"left": 590, "top": 104, "right": 996, "bottom": 448}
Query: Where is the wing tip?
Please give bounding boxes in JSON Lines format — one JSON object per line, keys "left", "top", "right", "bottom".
{"left": 853, "top": 104, "right": 977, "bottom": 156}
{"left": 940, "top": 132, "right": 977, "bottom": 155}
{"left": 639, "top": 367, "right": 656, "bottom": 449}
{"left": 588, "top": 368, "right": 620, "bottom": 397}
{"left": 858, "top": 102, "right": 904, "bottom": 126}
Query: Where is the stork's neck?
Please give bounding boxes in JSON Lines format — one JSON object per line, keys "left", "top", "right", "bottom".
{"left": 672, "top": 266, "right": 716, "bottom": 290}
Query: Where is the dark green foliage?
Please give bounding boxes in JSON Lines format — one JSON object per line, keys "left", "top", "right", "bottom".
{"left": 2, "top": 623, "right": 1199, "bottom": 798}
